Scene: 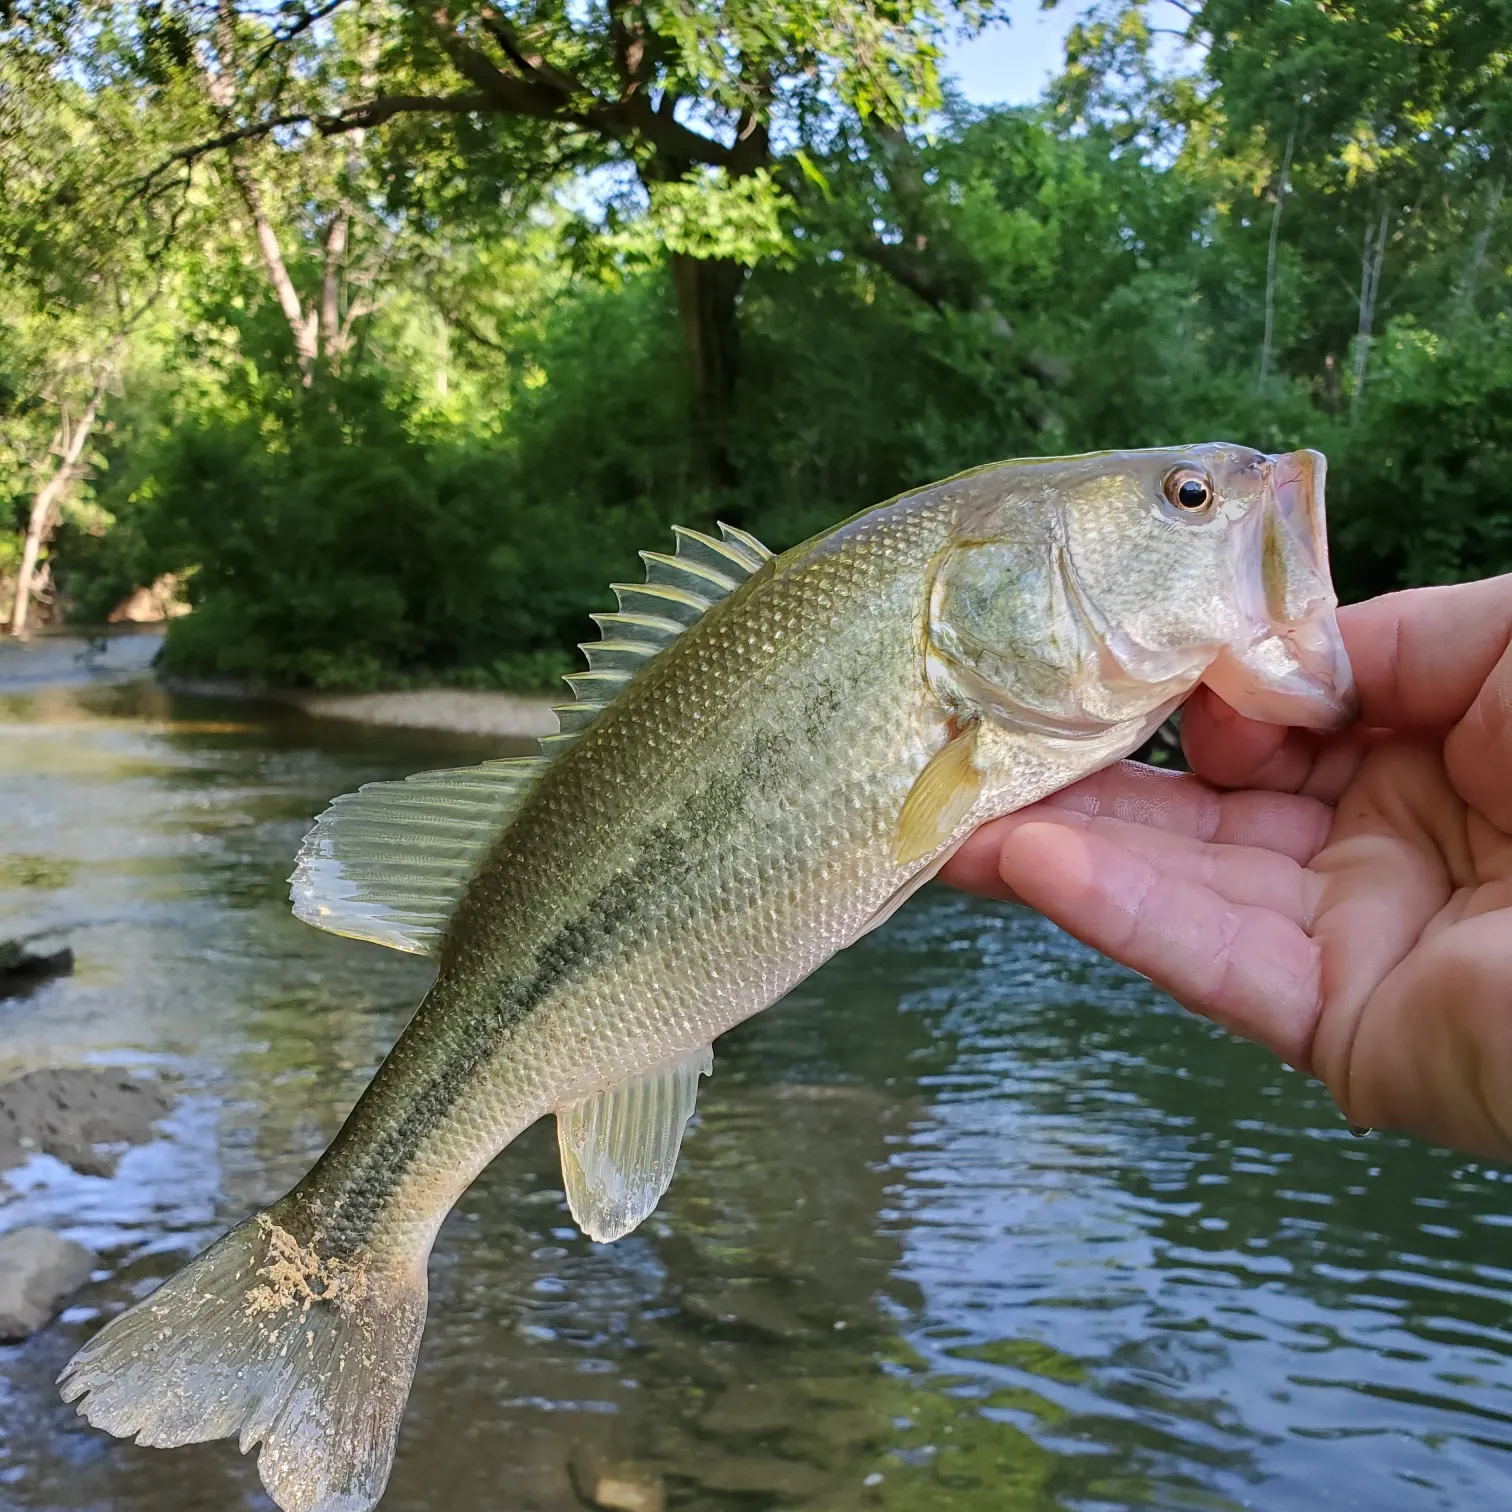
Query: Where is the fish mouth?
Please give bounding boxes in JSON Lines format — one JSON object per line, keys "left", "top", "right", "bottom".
{"left": 1202, "top": 449, "right": 1358, "bottom": 733}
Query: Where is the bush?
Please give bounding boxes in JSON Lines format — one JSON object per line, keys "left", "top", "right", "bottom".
{"left": 1324, "top": 317, "right": 1512, "bottom": 600}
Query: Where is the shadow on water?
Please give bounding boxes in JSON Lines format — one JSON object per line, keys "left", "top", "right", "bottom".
{"left": 1, "top": 634, "right": 1509, "bottom": 1511}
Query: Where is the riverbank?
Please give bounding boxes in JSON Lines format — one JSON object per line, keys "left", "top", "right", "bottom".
{"left": 253, "top": 685, "right": 558, "bottom": 739}
{"left": 0, "top": 627, "right": 560, "bottom": 739}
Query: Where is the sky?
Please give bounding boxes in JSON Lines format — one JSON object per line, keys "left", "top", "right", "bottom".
{"left": 941, "top": 4, "right": 1082, "bottom": 108}
{"left": 943, "top": 2, "right": 1201, "bottom": 108}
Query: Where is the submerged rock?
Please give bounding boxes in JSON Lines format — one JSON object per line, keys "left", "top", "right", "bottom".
{"left": 568, "top": 1446, "right": 666, "bottom": 1512}
{"left": 589, "top": 1467, "right": 664, "bottom": 1512}
{"left": 0, "top": 1068, "right": 171, "bottom": 1178}
{"left": 0, "top": 1226, "right": 95, "bottom": 1340}
{"left": 0, "top": 939, "right": 74, "bottom": 999}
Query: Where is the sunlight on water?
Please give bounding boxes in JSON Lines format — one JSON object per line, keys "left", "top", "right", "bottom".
{"left": 1, "top": 636, "right": 1509, "bottom": 1511}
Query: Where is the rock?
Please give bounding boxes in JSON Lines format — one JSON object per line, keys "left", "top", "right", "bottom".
{"left": 0, "top": 1068, "right": 171, "bottom": 1178}
{"left": 590, "top": 1467, "right": 664, "bottom": 1512}
{"left": 568, "top": 1447, "right": 666, "bottom": 1512}
{"left": 684, "top": 1283, "right": 809, "bottom": 1340}
{"left": 107, "top": 572, "right": 190, "bottom": 624}
{"left": 0, "top": 939, "right": 74, "bottom": 999}
{"left": 700, "top": 1380, "right": 806, "bottom": 1437}
{"left": 0, "top": 1227, "right": 95, "bottom": 1340}
{"left": 567, "top": 1443, "right": 667, "bottom": 1512}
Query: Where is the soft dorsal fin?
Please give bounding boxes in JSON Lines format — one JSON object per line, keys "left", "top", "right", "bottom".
{"left": 556, "top": 1046, "right": 713, "bottom": 1243}
{"left": 289, "top": 757, "right": 543, "bottom": 955}
{"left": 540, "top": 522, "right": 773, "bottom": 758}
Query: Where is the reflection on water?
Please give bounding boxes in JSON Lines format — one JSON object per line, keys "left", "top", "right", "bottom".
{"left": 1, "top": 636, "right": 1509, "bottom": 1511}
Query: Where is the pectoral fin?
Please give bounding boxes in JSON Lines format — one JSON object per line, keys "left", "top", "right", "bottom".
{"left": 556, "top": 1047, "right": 713, "bottom": 1243}
{"left": 894, "top": 723, "right": 984, "bottom": 867}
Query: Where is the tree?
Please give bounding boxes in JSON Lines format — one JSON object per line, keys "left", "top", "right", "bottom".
{"left": 132, "top": 0, "right": 1009, "bottom": 483}
{"left": 1056, "top": 0, "right": 1512, "bottom": 404}
{"left": 0, "top": 1, "right": 185, "bottom": 632}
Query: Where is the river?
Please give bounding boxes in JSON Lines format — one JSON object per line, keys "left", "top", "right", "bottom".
{"left": 1, "top": 632, "right": 1509, "bottom": 1512}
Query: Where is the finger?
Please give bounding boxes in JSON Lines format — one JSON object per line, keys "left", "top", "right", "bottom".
{"left": 1341, "top": 910, "right": 1512, "bottom": 1162}
{"left": 1017, "top": 808, "right": 1324, "bottom": 924}
{"left": 940, "top": 760, "right": 1333, "bottom": 900}
{"left": 1182, "top": 686, "right": 1378, "bottom": 804}
{"left": 1018, "top": 759, "right": 1332, "bottom": 858}
{"left": 1182, "top": 685, "right": 1314, "bottom": 788}
{"left": 1341, "top": 575, "right": 1512, "bottom": 730}
{"left": 1446, "top": 633, "right": 1512, "bottom": 833}
{"left": 998, "top": 817, "right": 1323, "bottom": 1066}
{"left": 941, "top": 823, "right": 1022, "bottom": 902}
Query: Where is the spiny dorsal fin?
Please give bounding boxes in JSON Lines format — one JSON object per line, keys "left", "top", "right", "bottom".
{"left": 292, "top": 525, "right": 775, "bottom": 948}
{"left": 542, "top": 521, "right": 773, "bottom": 757}
{"left": 290, "top": 757, "right": 543, "bottom": 955}
{"left": 556, "top": 1046, "right": 713, "bottom": 1243}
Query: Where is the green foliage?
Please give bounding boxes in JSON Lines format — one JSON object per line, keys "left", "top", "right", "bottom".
{"left": 1326, "top": 318, "right": 1512, "bottom": 596}
{"left": 4, "top": 0, "right": 1511, "bottom": 684}
{"left": 134, "top": 369, "right": 566, "bottom": 689}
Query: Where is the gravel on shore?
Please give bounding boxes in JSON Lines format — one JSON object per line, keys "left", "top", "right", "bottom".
{"left": 292, "top": 688, "right": 559, "bottom": 738}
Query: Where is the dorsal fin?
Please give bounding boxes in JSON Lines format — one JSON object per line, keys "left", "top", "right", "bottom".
{"left": 541, "top": 521, "right": 773, "bottom": 757}
{"left": 291, "top": 522, "right": 775, "bottom": 951}
{"left": 289, "top": 757, "right": 542, "bottom": 955}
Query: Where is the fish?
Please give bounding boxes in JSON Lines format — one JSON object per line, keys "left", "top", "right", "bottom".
{"left": 58, "top": 443, "right": 1356, "bottom": 1512}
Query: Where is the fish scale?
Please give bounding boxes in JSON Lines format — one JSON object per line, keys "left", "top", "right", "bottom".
{"left": 59, "top": 444, "right": 1356, "bottom": 1512}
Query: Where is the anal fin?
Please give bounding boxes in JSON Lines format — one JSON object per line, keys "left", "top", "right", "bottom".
{"left": 556, "top": 1047, "right": 712, "bottom": 1243}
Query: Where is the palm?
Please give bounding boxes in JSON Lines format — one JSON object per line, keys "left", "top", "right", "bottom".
{"left": 942, "top": 578, "right": 1512, "bottom": 1162}
{"left": 1265, "top": 735, "right": 1512, "bottom": 1156}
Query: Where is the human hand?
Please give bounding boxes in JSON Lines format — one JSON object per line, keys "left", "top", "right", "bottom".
{"left": 941, "top": 575, "right": 1512, "bottom": 1161}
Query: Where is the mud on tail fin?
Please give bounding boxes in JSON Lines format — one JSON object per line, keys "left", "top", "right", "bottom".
{"left": 58, "top": 1202, "right": 427, "bottom": 1512}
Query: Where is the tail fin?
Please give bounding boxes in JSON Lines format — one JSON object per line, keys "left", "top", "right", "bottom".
{"left": 58, "top": 1202, "right": 427, "bottom": 1512}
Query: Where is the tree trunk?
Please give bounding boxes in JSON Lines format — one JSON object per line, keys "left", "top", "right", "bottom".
{"left": 8, "top": 370, "right": 110, "bottom": 636}
{"left": 1460, "top": 175, "right": 1505, "bottom": 311}
{"left": 669, "top": 251, "right": 747, "bottom": 492}
{"left": 320, "top": 204, "right": 351, "bottom": 368}
{"left": 1257, "top": 123, "right": 1296, "bottom": 394}
{"left": 228, "top": 156, "right": 319, "bottom": 382}
{"left": 1351, "top": 203, "right": 1391, "bottom": 417}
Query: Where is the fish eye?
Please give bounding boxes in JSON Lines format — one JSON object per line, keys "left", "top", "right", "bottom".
{"left": 1163, "top": 467, "right": 1215, "bottom": 515}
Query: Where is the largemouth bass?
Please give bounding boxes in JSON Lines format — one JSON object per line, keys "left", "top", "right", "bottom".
{"left": 60, "top": 444, "right": 1355, "bottom": 1512}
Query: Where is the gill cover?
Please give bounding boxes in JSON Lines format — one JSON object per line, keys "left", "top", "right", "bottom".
{"left": 927, "top": 532, "right": 1204, "bottom": 739}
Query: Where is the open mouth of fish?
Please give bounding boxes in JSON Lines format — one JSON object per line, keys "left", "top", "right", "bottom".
{"left": 1202, "top": 448, "right": 1358, "bottom": 731}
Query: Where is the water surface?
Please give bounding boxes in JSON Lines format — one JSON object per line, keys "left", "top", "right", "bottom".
{"left": 2, "top": 634, "right": 1509, "bottom": 1511}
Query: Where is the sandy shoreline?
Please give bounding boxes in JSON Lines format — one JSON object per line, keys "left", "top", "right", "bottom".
{"left": 290, "top": 687, "right": 560, "bottom": 738}
{"left": 1, "top": 628, "right": 564, "bottom": 738}
{"left": 161, "top": 678, "right": 562, "bottom": 738}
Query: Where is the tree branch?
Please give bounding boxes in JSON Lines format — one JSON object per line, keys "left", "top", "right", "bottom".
{"left": 320, "top": 204, "right": 350, "bottom": 363}
{"left": 136, "top": 95, "right": 496, "bottom": 189}
{"left": 425, "top": 8, "right": 732, "bottom": 166}
{"left": 8, "top": 363, "right": 113, "bottom": 636}
{"left": 224, "top": 155, "right": 318, "bottom": 378}
{"left": 477, "top": 7, "right": 583, "bottom": 96}
{"left": 144, "top": 9, "right": 740, "bottom": 199}
{"left": 851, "top": 235, "right": 950, "bottom": 312}
{"left": 444, "top": 308, "right": 508, "bottom": 352}
{"left": 608, "top": 0, "right": 657, "bottom": 100}
{"left": 250, "top": 0, "right": 356, "bottom": 73}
